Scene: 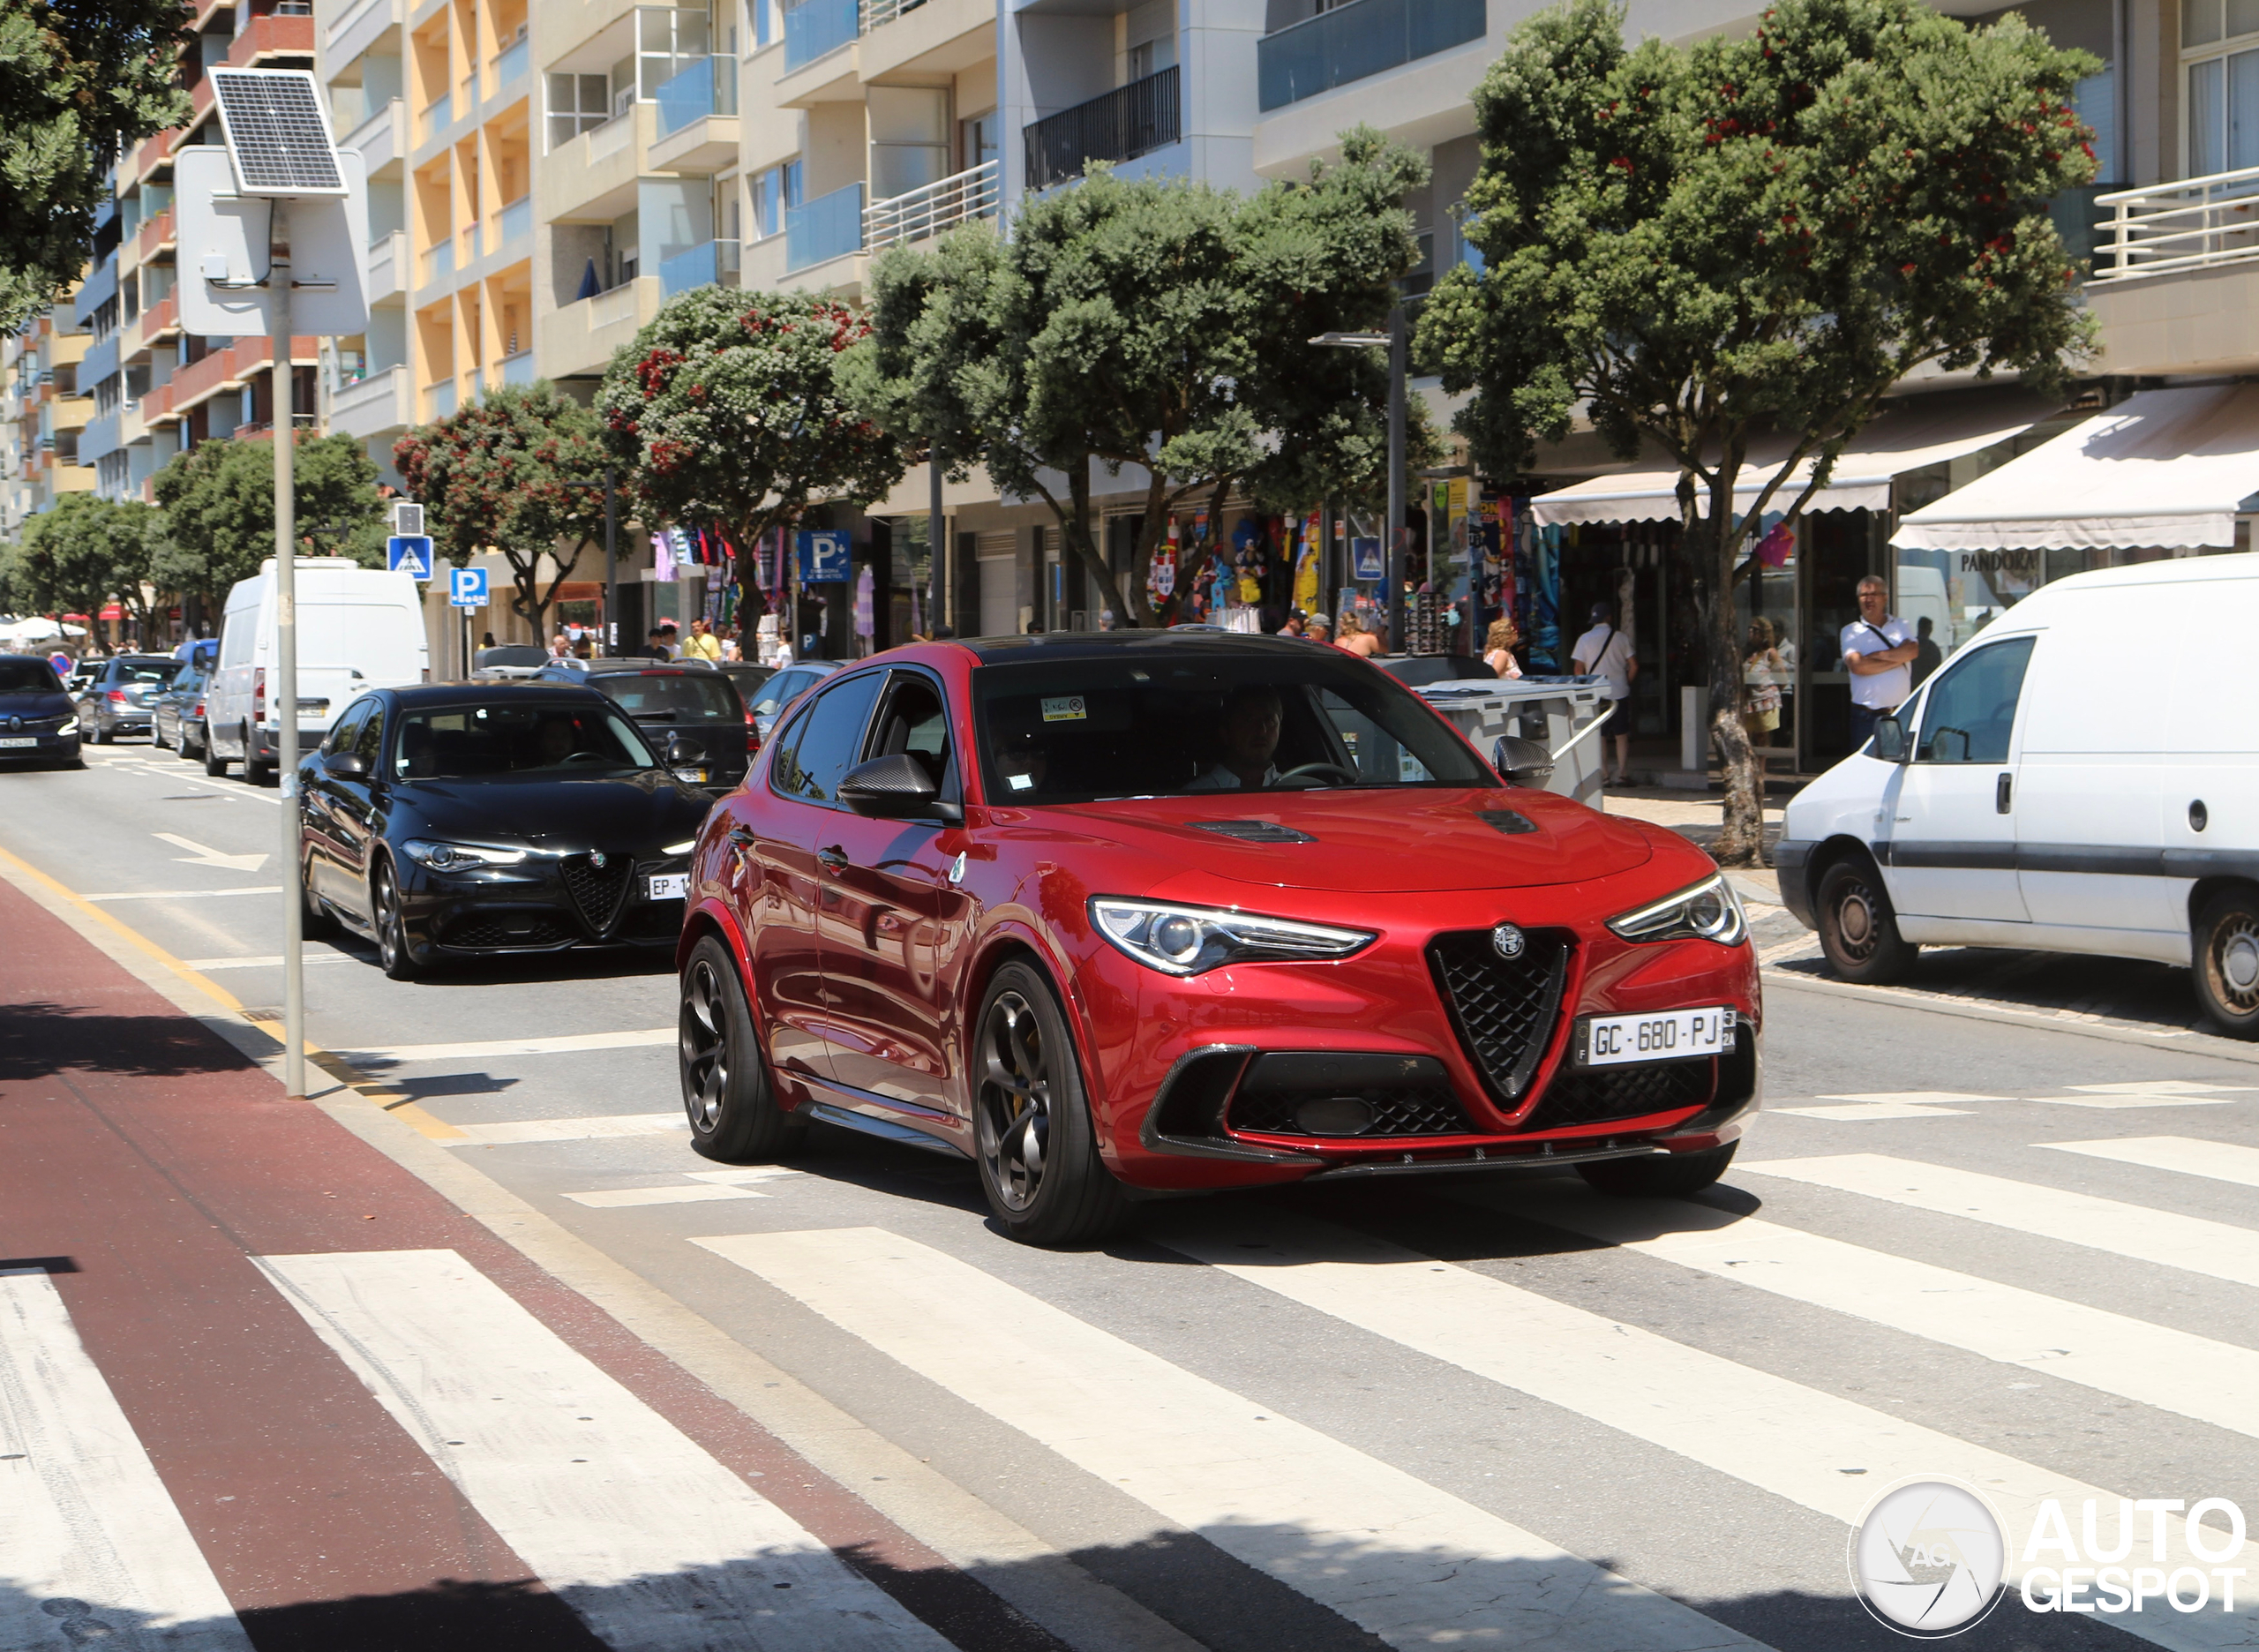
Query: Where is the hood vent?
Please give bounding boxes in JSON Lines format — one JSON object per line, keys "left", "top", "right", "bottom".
{"left": 1194, "top": 820, "right": 1316, "bottom": 845}
{"left": 1478, "top": 810, "right": 1537, "bottom": 836}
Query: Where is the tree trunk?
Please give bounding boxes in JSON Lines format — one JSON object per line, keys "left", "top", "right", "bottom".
{"left": 1061, "top": 464, "right": 1121, "bottom": 629}
{"left": 1704, "top": 480, "right": 1765, "bottom": 867}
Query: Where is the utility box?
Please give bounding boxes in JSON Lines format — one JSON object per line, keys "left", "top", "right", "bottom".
{"left": 1415, "top": 677, "right": 1613, "bottom": 807}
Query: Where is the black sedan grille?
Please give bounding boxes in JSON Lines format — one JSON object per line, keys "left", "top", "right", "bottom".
{"left": 444, "top": 914, "right": 575, "bottom": 950}
{"left": 1522, "top": 1060, "right": 1715, "bottom": 1131}
{"left": 1428, "top": 930, "right": 1572, "bottom": 1107}
{"left": 559, "top": 854, "right": 634, "bottom": 935}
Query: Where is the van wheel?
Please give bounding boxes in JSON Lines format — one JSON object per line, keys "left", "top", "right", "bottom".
{"left": 244, "top": 727, "right": 273, "bottom": 785}
{"left": 2193, "top": 890, "right": 2259, "bottom": 1040}
{"left": 204, "top": 739, "right": 230, "bottom": 777}
{"left": 1816, "top": 855, "right": 1918, "bottom": 985}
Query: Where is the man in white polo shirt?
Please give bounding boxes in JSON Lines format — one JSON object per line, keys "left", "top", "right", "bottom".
{"left": 1840, "top": 574, "right": 1918, "bottom": 749}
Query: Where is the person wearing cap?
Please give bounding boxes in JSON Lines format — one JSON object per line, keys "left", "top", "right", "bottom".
{"left": 1571, "top": 600, "right": 1638, "bottom": 785}
{"left": 1304, "top": 612, "right": 1332, "bottom": 644}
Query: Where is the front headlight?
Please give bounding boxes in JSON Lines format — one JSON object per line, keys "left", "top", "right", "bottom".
{"left": 662, "top": 838, "right": 699, "bottom": 855}
{"left": 1607, "top": 874, "right": 1746, "bottom": 946}
{"left": 402, "top": 839, "right": 529, "bottom": 873}
{"left": 1090, "top": 897, "right": 1375, "bottom": 976}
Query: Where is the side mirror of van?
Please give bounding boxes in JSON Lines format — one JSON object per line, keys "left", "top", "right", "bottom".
{"left": 1871, "top": 716, "right": 1910, "bottom": 762}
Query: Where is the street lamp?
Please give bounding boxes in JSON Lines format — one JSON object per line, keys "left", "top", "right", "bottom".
{"left": 1311, "top": 306, "right": 1408, "bottom": 654}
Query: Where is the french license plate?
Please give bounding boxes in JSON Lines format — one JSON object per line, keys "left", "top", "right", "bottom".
{"left": 1580, "top": 1006, "right": 1736, "bottom": 1067}
{"left": 647, "top": 873, "right": 688, "bottom": 901}
{"left": 0, "top": 736, "right": 36, "bottom": 747}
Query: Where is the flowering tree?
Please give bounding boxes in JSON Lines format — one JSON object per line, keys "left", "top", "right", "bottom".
{"left": 1417, "top": 0, "right": 2098, "bottom": 862}
{"left": 393, "top": 381, "right": 610, "bottom": 637}
{"left": 595, "top": 286, "right": 906, "bottom": 617}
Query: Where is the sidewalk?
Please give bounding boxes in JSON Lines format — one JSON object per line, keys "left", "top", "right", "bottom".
{"left": 1599, "top": 785, "right": 1785, "bottom": 906}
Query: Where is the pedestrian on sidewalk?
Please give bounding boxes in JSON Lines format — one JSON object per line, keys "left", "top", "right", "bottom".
{"left": 1841, "top": 574, "right": 1918, "bottom": 748}
{"left": 681, "top": 617, "right": 723, "bottom": 662}
{"left": 1305, "top": 612, "right": 1332, "bottom": 644}
{"left": 1482, "top": 616, "right": 1523, "bottom": 680}
{"left": 1335, "top": 612, "right": 1382, "bottom": 657}
{"left": 1571, "top": 601, "right": 1637, "bottom": 785}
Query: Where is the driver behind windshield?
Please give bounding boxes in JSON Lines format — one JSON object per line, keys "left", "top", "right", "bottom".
{"left": 534, "top": 715, "right": 581, "bottom": 766}
{"left": 1190, "top": 683, "right": 1282, "bottom": 792}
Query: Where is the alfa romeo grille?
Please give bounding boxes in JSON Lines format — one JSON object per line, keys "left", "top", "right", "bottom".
{"left": 1522, "top": 1061, "right": 1715, "bottom": 1131}
{"left": 559, "top": 854, "right": 633, "bottom": 935}
{"left": 1427, "top": 929, "right": 1572, "bottom": 1106}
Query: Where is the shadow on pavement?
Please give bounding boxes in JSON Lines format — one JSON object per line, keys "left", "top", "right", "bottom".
{"left": 0, "top": 1001, "right": 251, "bottom": 1080}
{"left": 1770, "top": 947, "right": 2218, "bottom": 1039}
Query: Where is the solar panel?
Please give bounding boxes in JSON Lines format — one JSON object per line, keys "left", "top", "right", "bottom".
{"left": 210, "top": 71, "right": 347, "bottom": 198}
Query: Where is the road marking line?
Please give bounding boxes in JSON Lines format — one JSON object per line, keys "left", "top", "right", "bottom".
{"left": 564, "top": 1183, "right": 768, "bottom": 1208}
{"left": 1818, "top": 1091, "right": 2007, "bottom": 1104}
{"left": 1772, "top": 1102, "right": 1972, "bottom": 1121}
{"left": 2045, "top": 1136, "right": 2259, "bottom": 1190}
{"left": 152, "top": 831, "right": 268, "bottom": 873}
{"left": 1741, "top": 1154, "right": 2259, "bottom": 1289}
{"left": 82, "top": 886, "right": 283, "bottom": 902}
{"left": 2030, "top": 1093, "right": 2240, "bottom": 1110}
{"left": 0, "top": 1268, "right": 255, "bottom": 1651}
{"left": 685, "top": 1167, "right": 804, "bottom": 1186}
{"left": 255, "top": 1249, "right": 949, "bottom": 1652}
{"left": 182, "top": 953, "right": 355, "bottom": 971}
{"left": 447, "top": 1113, "right": 688, "bottom": 1145}
{"left": 338, "top": 1028, "right": 675, "bottom": 1064}
{"left": 2071, "top": 1080, "right": 2255, "bottom": 1094}
{"left": 703, "top": 1228, "right": 1767, "bottom": 1652}
{"left": 1153, "top": 1215, "right": 2259, "bottom": 1649}
{"left": 1522, "top": 1190, "right": 2259, "bottom": 1442}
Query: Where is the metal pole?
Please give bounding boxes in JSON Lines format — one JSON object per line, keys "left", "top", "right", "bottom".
{"left": 927, "top": 443, "right": 944, "bottom": 632}
{"left": 1385, "top": 302, "right": 1407, "bottom": 656}
{"left": 274, "top": 222, "right": 304, "bottom": 1099}
{"left": 602, "top": 469, "right": 619, "bottom": 657}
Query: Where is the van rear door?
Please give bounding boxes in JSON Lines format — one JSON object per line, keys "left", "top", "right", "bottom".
{"left": 1876, "top": 635, "right": 2036, "bottom": 924}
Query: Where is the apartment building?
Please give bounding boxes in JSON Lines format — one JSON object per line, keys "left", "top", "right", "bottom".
{"left": 3, "top": 287, "right": 101, "bottom": 538}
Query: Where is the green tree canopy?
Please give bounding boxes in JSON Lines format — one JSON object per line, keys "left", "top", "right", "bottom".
{"left": 595, "top": 286, "right": 907, "bottom": 618}
{"left": 844, "top": 133, "right": 1438, "bottom": 627}
{"left": 12, "top": 491, "right": 160, "bottom": 627}
{"left": 152, "top": 433, "right": 385, "bottom": 611}
{"left": 1418, "top": 0, "right": 2098, "bottom": 860}
{"left": 393, "top": 381, "right": 610, "bottom": 635}
{"left": 0, "top": 0, "right": 190, "bottom": 330}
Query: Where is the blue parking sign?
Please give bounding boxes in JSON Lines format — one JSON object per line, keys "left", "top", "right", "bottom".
{"left": 795, "top": 530, "right": 851, "bottom": 583}
{"left": 449, "top": 566, "right": 490, "bottom": 608}
{"left": 387, "top": 535, "right": 433, "bottom": 579}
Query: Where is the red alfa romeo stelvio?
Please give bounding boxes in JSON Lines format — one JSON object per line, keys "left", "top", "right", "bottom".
{"left": 676, "top": 630, "right": 1760, "bottom": 1245}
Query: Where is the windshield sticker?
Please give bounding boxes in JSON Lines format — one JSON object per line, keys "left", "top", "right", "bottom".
{"left": 1008, "top": 772, "right": 1036, "bottom": 791}
{"left": 1041, "top": 695, "right": 1086, "bottom": 723}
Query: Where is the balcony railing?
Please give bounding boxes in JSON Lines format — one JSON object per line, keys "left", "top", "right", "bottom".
{"left": 656, "top": 56, "right": 737, "bottom": 138}
{"left": 862, "top": 0, "right": 926, "bottom": 25}
{"left": 866, "top": 159, "right": 999, "bottom": 247}
{"left": 659, "top": 238, "right": 741, "bottom": 297}
{"left": 786, "top": 182, "right": 865, "bottom": 271}
{"left": 419, "top": 91, "right": 452, "bottom": 139}
{"left": 497, "top": 195, "right": 533, "bottom": 247}
{"left": 492, "top": 34, "right": 529, "bottom": 89}
{"left": 2091, "top": 165, "right": 2259, "bottom": 282}
{"left": 423, "top": 242, "right": 454, "bottom": 285}
{"left": 1257, "top": 0, "right": 1486, "bottom": 114}
{"left": 501, "top": 350, "right": 536, "bottom": 385}
{"left": 429, "top": 381, "right": 456, "bottom": 419}
{"left": 784, "top": 0, "right": 858, "bottom": 71}
{"left": 1025, "top": 66, "right": 1179, "bottom": 191}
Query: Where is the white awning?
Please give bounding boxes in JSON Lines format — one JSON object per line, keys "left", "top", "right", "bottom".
{"left": 1890, "top": 386, "right": 2259, "bottom": 552}
{"left": 1527, "top": 392, "right": 2057, "bottom": 527}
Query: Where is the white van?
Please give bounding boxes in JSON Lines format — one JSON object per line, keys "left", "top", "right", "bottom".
{"left": 1777, "top": 555, "right": 2259, "bottom": 1037}
{"left": 205, "top": 559, "right": 428, "bottom": 781}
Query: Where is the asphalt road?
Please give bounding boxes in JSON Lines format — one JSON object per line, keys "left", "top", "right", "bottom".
{"left": 4, "top": 738, "right": 2258, "bottom": 1652}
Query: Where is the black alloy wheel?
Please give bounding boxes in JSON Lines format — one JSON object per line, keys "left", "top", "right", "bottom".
{"left": 2194, "top": 890, "right": 2259, "bottom": 1040}
{"left": 972, "top": 962, "right": 1131, "bottom": 1247}
{"left": 679, "top": 935, "right": 804, "bottom": 1160}
{"left": 1578, "top": 1141, "right": 1740, "bottom": 1198}
{"left": 1815, "top": 855, "right": 1918, "bottom": 985}
{"left": 371, "top": 859, "right": 417, "bottom": 980}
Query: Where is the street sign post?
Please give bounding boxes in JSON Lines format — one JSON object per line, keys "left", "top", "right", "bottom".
{"left": 387, "top": 536, "right": 433, "bottom": 579}
{"left": 449, "top": 567, "right": 490, "bottom": 608}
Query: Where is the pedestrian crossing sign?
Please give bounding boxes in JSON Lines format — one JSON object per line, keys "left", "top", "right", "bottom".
{"left": 387, "top": 536, "right": 433, "bottom": 580}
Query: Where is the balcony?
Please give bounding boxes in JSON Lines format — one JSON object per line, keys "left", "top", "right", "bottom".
{"left": 500, "top": 349, "right": 536, "bottom": 386}
{"left": 1025, "top": 66, "right": 1179, "bottom": 191}
{"left": 537, "top": 104, "right": 652, "bottom": 227}
{"left": 786, "top": 183, "right": 864, "bottom": 273}
{"left": 2090, "top": 167, "right": 2259, "bottom": 283}
{"left": 418, "top": 91, "right": 454, "bottom": 144}
{"left": 2084, "top": 166, "right": 2259, "bottom": 378}
{"left": 784, "top": 0, "right": 858, "bottom": 71}
{"left": 326, "top": 0, "right": 401, "bottom": 71}
{"left": 492, "top": 34, "right": 529, "bottom": 94}
{"left": 659, "top": 238, "right": 740, "bottom": 297}
{"left": 651, "top": 57, "right": 740, "bottom": 172}
{"left": 1257, "top": 0, "right": 1486, "bottom": 114}
{"left": 344, "top": 97, "right": 409, "bottom": 177}
{"left": 79, "top": 410, "right": 122, "bottom": 467}
{"left": 367, "top": 230, "right": 409, "bottom": 304}
{"left": 539, "top": 275, "right": 661, "bottom": 379}
{"left": 131, "top": 207, "right": 176, "bottom": 267}
{"left": 428, "top": 380, "right": 455, "bottom": 419}
{"left": 422, "top": 241, "right": 455, "bottom": 288}
{"left": 495, "top": 195, "right": 533, "bottom": 250}
{"left": 223, "top": 11, "right": 316, "bottom": 69}
{"left": 857, "top": 0, "right": 989, "bottom": 82}
{"left": 134, "top": 296, "right": 180, "bottom": 357}
{"left": 163, "top": 336, "right": 318, "bottom": 420}
{"left": 330, "top": 363, "right": 413, "bottom": 439}
{"left": 866, "top": 159, "right": 997, "bottom": 248}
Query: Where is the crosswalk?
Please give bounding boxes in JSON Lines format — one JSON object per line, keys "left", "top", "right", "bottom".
{"left": 11, "top": 1104, "right": 2259, "bottom": 1649}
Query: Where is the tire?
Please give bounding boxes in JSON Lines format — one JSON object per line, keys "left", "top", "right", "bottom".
{"left": 153, "top": 721, "right": 172, "bottom": 752}
{"left": 371, "top": 858, "right": 417, "bottom": 980}
{"left": 1578, "top": 1141, "right": 1739, "bottom": 1198}
{"left": 93, "top": 719, "right": 112, "bottom": 745}
{"left": 972, "top": 961, "right": 1133, "bottom": 1247}
{"left": 1815, "top": 854, "right": 1918, "bottom": 985}
{"left": 679, "top": 935, "right": 806, "bottom": 1162}
{"left": 2192, "top": 890, "right": 2259, "bottom": 1040}
{"left": 204, "top": 738, "right": 230, "bottom": 777}
{"left": 301, "top": 853, "right": 338, "bottom": 942}
{"left": 181, "top": 726, "right": 203, "bottom": 762}
{"left": 244, "top": 728, "right": 274, "bottom": 785}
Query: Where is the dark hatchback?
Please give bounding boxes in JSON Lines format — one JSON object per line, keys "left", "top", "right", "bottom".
{"left": 531, "top": 659, "right": 754, "bottom": 795}
{"left": 0, "top": 656, "right": 84, "bottom": 767}
{"left": 153, "top": 660, "right": 213, "bottom": 758}
{"left": 296, "top": 682, "right": 716, "bottom": 979}
{"left": 77, "top": 655, "right": 182, "bottom": 741}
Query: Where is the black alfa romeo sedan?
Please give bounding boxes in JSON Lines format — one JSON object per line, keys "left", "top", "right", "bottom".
{"left": 297, "top": 682, "right": 716, "bottom": 979}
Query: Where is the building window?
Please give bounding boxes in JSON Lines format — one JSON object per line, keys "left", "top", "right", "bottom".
{"left": 752, "top": 0, "right": 771, "bottom": 48}
{"left": 547, "top": 72, "right": 611, "bottom": 149}
{"left": 753, "top": 158, "right": 801, "bottom": 237}
{"left": 2184, "top": 0, "right": 2259, "bottom": 176}
{"left": 961, "top": 109, "right": 998, "bottom": 172}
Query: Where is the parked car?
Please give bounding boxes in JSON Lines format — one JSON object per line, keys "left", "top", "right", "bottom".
{"left": 531, "top": 658, "right": 754, "bottom": 795}
{"left": 716, "top": 661, "right": 774, "bottom": 706}
{"left": 0, "top": 655, "right": 84, "bottom": 768}
{"left": 673, "top": 632, "right": 1760, "bottom": 1245}
{"left": 206, "top": 558, "right": 429, "bottom": 782}
{"left": 1778, "top": 554, "right": 2259, "bottom": 1038}
{"left": 152, "top": 661, "right": 213, "bottom": 758}
{"left": 473, "top": 644, "right": 549, "bottom": 680}
{"left": 297, "top": 682, "right": 714, "bottom": 980}
{"left": 76, "top": 655, "right": 182, "bottom": 742}
{"left": 743, "top": 659, "right": 843, "bottom": 742}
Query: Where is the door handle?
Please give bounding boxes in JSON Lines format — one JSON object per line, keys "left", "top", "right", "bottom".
{"left": 1996, "top": 772, "right": 2013, "bottom": 815}
{"left": 817, "top": 845, "right": 850, "bottom": 875}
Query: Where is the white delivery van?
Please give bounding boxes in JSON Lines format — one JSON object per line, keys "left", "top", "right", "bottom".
{"left": 1776, "top": 554, "right": 2259, "bottom": 1037}
{"left": 205, "top": 559, "right": 428, "bottom": 782}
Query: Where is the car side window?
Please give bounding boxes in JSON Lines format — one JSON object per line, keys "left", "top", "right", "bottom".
{"left": 865, "top": 672, "right": 957, "bottom": 800}
{"left": 351, "top": 702, "right": 386, "bottom": 766}
{"left": 769, "top": 672, "right": 883, "bottom": 806}
{"left": 1915, "top": 636, "right": 2034, "bottom": 765}
{"left": 325, "top": 700, "right": 370, "bottom": 755}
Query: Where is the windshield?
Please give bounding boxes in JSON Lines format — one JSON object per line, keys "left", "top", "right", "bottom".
{"left": 972, "top": 653, "right": 1498, "bottom": 804}
{"left": 595, "top": 672, "right": 742, "bottom": 722}
{"left": 0, "top": 658, "right": 62, "bottom": 693}
{"left": 391, "top": 702, "right": 657, "bottom": 780}
{"left": 114, "top": 659, "right": 181, "bottom": 687}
